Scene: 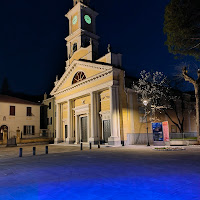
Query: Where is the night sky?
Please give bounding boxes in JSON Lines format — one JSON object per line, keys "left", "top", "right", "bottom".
{"left": 0, "top": 0, "right": 197, "bottom": 95}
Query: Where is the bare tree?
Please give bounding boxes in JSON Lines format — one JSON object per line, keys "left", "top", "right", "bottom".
{"left": 133, "top": 70, "right": 186, "bottom": 133}
{"left": 182, "top": 67, "right": 200, "bottom": 140}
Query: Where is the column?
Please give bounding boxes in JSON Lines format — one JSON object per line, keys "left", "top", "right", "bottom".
{"left": 96, "top": 93, "right": 101, "bottom": 141}
{"left": 55, "top": 103, "right": 62, "bottom": 144}
{"left": 69, "top": 16, "right": 72, "bottom": 35}
{"left": 75, "top": 115, "right": 79, "bottom": 144}
{"left": 66, "top": 100, "right": 74, "bottom": 144}
{"left": 89, "top": 92, "right": 96, "bottom": 144}
{"left": 108, "top": 86, "right": 121, "bottom": 146}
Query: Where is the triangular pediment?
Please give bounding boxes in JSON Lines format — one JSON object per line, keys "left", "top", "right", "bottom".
{"left": 51, "top": 59, "right": 113, "bottom": 95}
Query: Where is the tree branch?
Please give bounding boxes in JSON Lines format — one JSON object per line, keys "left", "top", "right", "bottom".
{"left": 182, "top": 67, "right": 196, "bottom": 85}
{"left": 164, "top": 110, "right": 181, "bottom": 132}
{"left": 189, "top": 42, "right": 200, "bottom": 50}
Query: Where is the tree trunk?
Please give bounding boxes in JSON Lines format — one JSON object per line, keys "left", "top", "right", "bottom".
{"left": 195, "top": 85, "right": 200, "bottom": 140}
{"left": 182, "top": 67, "right": 200, "bottom": 142}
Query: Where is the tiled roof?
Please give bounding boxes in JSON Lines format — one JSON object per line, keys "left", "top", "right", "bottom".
{"left": 0, "top": 95, "right": 40, "bottom": 105}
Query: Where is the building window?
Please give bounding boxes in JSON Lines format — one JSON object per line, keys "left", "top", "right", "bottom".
{"left": 10, "top": 106, "right": 15, "bottom": 116}
{"left": 73, "top": 43, "right": 77, "bottom": 53}
{"left": 23, "top": 126, "right": 35, "bottom": 135}
{"left": 50, "top": 117, "right": 52, "bottom": 125}
{"left": 72, "top": 71, "right": 86, "bottom": 84}
{"left": 49, "top": 102, "right": 51, "bottom": 109}
{"left": 27, "top": 107, "right": 32, "bottom": 116}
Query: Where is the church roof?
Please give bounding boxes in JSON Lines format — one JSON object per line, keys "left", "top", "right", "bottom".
{"left": 0, "top": 95, "right": 40, "bottom": 105}
{"left": 79, "top": 59, "right": 122, "bottom": 69}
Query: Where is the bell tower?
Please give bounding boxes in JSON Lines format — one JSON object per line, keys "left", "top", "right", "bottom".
{"left": 73, "top": 0, "right": 90, "bottom": 6}
{"left": 65, "top": 0, "right": 99, "bottom": 63}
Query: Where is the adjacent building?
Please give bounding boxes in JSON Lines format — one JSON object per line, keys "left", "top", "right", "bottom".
{"left": 0, "top": 95, "right": 40, "bottom": 141}
{"left": 49, "top": 0, "right": 196, "bottom": 146}
{"left": 41, "top": 94, "right": 56, "bottom": 138}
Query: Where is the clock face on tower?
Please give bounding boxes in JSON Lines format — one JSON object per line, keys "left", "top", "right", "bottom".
{"left": 72, "top": 15, "right": 78, "bottom": 25}
{"left": 84, "top": 15, "right": 91, "bottom": 24}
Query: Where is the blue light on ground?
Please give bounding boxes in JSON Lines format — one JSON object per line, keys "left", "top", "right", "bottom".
{"left": 0, "top": 150, "right": 200, "bottom": 200}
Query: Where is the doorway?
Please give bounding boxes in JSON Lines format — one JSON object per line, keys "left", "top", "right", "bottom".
{"left": 0, "top": 125, "right": 8, "bottom": 140}
{"left": 80, "top": 116, "right": 88, "bottom": 142}
{"left": 65, "top": 125, "right": 68, "bottom": 139}
{"left": 103, "top": 120, "right": 111, "bottom": 143}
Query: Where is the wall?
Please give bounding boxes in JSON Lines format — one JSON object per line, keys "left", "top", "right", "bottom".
{"left": 43, "top": 97, "right": 56, "bottom": 136}
{"left": 0, "top": 102, "right": 40, "bottom": 138}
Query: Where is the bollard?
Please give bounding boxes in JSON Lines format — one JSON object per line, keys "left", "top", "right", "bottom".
{"left": 33, "top": 147, "right": 36, "bottom": 156}
{"left": 90, "top": 142, "right": 92, "bottom": 150}
{"left": 46, "top": 146, "right": 48, "bottom": 154}
{"left": 98, "top": 142, "right": 100, "bottom": 149}
{"left": 80, "top": 142, "right": 83, "bottom": 150}
{"left": 19, "top": 148, "right": 23, "bottom": 157}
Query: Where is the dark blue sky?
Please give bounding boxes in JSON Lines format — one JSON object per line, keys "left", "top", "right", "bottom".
{"left": 0, "top": 0, "right": 196, "bottom": 95}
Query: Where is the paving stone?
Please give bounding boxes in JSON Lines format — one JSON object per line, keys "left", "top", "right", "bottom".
{"left": 0, "top": 144, "right": 200, "bottom": 199}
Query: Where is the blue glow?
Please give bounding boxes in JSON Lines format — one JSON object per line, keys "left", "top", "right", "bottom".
{"left": 0, "top": 149, "right": 200, "bottom": 200}
{"left": 0, "top": 165, "right": 199, "bottom": 200}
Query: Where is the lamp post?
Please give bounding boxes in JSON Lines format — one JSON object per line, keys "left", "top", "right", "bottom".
{"left": 143, "top": 99, "right": 150, "bottom": 146}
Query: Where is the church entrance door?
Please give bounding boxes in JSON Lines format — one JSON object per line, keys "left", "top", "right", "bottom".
{"left": 103, "top": 120, "right": 111, "bottom": 143}
{"left": 80, "top": 116, "right": 88, "bottom": 142}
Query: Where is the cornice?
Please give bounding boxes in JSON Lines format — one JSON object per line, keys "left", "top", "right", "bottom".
{"left": 65, "top": 3, "right": 98, "bottom": 18}
{"left": 51, "top": 59, "right": 113, "bottom": 95}
{"left": 52, "top": 69, "right": 113, "bottom": 97}
{"left": 65, "top": 3, "right": 81, "bottom": 18}
{"left": 55, "top": 80, "right": 114, "bottom": 104}
{"left": 65, "top": 29, "right": 100, "bottom": 42}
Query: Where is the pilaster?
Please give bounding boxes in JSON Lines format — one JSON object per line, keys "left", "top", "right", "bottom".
{"left": 66, "top": 100, "right": 75, "bottom": 144}
{"left": 55, "top": 103, "right": 63, "bottom": 144}
{"left": 108, "top": 86, "right": 121, "bottom": 146}
{"left": 75, "top": 115, "right": 79, "bottom": 144}
{"left": 89, "top": 92, "right": 100, "bottom": 144}
{"left": 128, "top": 90, "right": 135, "bottom": 133}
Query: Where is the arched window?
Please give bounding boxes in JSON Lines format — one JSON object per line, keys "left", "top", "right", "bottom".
{"left": 72, "top": 71, "right": 86, "bottom": 84}
{"left": 73, "top": 43, "right": 77, "bottom": 53}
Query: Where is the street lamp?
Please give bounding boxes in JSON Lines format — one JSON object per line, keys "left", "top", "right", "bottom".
{"left": 143, "top": 99, "right": 150, "bottom": 146}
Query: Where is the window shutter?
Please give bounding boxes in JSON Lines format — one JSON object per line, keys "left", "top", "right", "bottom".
{"left": 10, "top": 106, "right": 15, "bottom": 116}
{"left": 27, "top": 107, "right": 32, "bottom": 116}
{"left": 32, "top": 126, "right": 35, "bottom": 135}
{"left": 24, "top": 126, "right": 26, "bottom": 135}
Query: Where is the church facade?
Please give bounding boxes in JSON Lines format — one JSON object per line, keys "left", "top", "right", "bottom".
{"left": 50, "top": 0, "right": 196, "bottom": 146}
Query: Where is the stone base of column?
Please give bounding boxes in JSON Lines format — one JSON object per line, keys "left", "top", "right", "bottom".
{"left": 54, "top": 138, "right": 63, "bottom": 144}
{"left": 65, "top": 137, "right": 75, "bottom": 144}
{"left": 108, "top": 136, "right": 121, "bottom": 146}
